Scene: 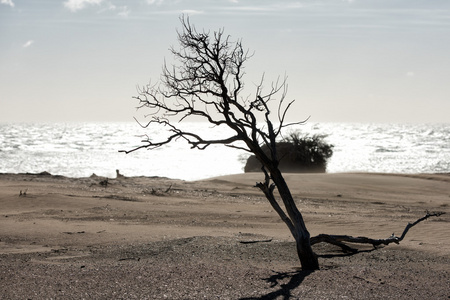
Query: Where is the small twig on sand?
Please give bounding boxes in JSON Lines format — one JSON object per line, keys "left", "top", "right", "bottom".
{"left": 239, "top": 239, "right": 273, "bottom": 244}
{"left": 165, "top": 184, "right": 173, "bottom": 193}
{"left": 118, "top": 257, "right": 141, "bottom": 261}
{"left": 99, "top": 178, "right": 109, "bottom": 188}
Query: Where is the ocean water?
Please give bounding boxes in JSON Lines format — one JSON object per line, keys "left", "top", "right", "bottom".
{"left": 0, "top": 122, "right": 449, "bottom": 180}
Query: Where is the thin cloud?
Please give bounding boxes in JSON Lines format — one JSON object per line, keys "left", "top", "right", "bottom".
{"left": 97, "top": 2, "right": 130, "bottom": 17}
{"left": 225, "top": 2, "right": 304, "bottom": 13}
{"left": 142, "top": 0, "right": 302, "bottom": 16}
{"left": 117, "top": 6, "right": 130, "bottom": 18}
{"left": 147, "top": 0, "right": 164, "bottom": 5}
{"left": 1, "top": 0, "right": 14, "bottom": 7}
{"left": 181, "top": 9, "right": 204, "bottom": 15}
{"left": 23, "top": 40, "right": 34, "bottom": 48}
{"left": 64, "top": 0, "right": 104, "bottom": 12}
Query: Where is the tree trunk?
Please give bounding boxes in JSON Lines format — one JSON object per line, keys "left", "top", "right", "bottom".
{"left": 270, "top": 169, "right": 319, "bottom": 270}
{"left": 296, "top": 234, "right": 319, "bottom": 270}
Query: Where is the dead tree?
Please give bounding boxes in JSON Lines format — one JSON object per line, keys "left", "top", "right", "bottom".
{"left": 121, "top": 17, "right": 444, "bottom": 270}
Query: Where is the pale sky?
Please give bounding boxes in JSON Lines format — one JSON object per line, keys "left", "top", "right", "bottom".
{"left": 1, "top": 0, "right": 449, "bottom": 123}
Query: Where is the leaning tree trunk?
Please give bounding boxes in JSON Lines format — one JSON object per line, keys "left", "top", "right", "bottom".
{"left": 270, "top": 169, "right": 319, "bottom": 270}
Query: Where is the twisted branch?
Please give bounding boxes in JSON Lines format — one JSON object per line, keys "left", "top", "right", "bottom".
{"left": 310, "top": 211, "right": 446, "bottom": 253}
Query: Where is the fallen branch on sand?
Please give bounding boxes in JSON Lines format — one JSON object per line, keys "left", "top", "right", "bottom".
{"left": 310, "top": 211, "right": 446, "bottom": 253}
{"left": 63, "top": 231, "right": 86, "bottom": 235}
{"left": 239, "top": 239, "right": 273, "bottom": 244}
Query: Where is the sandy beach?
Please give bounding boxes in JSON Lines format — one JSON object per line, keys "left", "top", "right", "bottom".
{"left": 0, "top": 172, "right": 449, "bottom": 299}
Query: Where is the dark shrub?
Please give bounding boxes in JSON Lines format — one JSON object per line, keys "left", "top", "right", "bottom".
{"left": 244, "top": 132, "right": 334, "bottom": 173}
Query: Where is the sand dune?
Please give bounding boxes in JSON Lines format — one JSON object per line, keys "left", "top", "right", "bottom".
{"left": 0, "top": 172, "right": 449, "bottom": 299}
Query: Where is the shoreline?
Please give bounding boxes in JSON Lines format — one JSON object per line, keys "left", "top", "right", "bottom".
{"left": 2, "top": 169, "right": 450, "bottom": 180}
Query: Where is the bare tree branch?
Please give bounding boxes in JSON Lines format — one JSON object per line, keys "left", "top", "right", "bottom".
{"left": 310, "top": 212, "right": 446, "bottom": 252}
{"left": 255, "top": 167, "right": 297, "bottom": 239}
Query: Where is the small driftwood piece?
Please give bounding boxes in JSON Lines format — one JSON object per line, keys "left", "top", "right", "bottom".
{"left": 239, "top": 239, "right": 273, "bottom": 244}
{"left": 164, "top": 184, "right": 173, "bottom": 193}
{"left": 310, "top": 211, "right": 445, "bottom": 253}
{"left": 99, "top": 178, "right": 109, "bottom": 187}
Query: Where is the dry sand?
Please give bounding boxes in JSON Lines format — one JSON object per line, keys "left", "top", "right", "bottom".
{"left": 0, "top": 172, "right": 449, "bottom": 299}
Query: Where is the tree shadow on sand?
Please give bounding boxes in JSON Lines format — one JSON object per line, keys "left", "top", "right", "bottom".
{"left": 240, "top": 269, "right": 314, "bottom": 300}
{"left": 240, "top": 246, "right": 380, "bottom": 300}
